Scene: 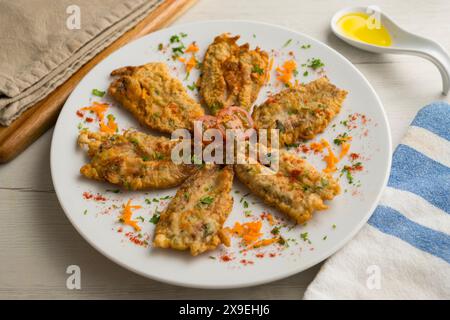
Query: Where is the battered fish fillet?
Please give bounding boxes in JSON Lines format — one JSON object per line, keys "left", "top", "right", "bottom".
{"left": 252, "top": 77, "right": 347, "bottom": 146}
{"left": 77, "top": 130, "right": 196, "bottom": 190}
{"left": 199, "top": 33, "right": 269, "bottom": 114}
{"left": 234, "top": 147, "right": 340, "bottom": 224}
{"left": 153, "top": 165, "right": 234, "bottom": 256}
{"left": 108, "top": 62, "right": 204, "bottom": 133}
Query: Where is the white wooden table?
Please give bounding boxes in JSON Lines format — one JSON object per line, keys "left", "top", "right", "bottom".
{"left": 1, "top": 0, "right": 449, "bottom": 299}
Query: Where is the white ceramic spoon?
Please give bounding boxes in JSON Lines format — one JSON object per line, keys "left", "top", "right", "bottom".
{"left": 331, "top": 6, "right": 450, "bottom": 95}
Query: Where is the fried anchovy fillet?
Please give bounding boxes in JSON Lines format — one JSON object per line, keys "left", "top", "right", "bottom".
{"left": 234, "top": 146, "right": 340, "bottom": 224}
{"left": 199, "top": 33, "right": 269, "bottom": 114}
{"left": 252, "top": 77, "right": 347, "bottom": 146}
{"left": 77, "top": 130, "right": 196, "bottom": 190}
{"left": 108, "top": 62, "right": 204, "bottom": 133}
{"left": 153, "top": 165, "right": 234, "bottom": 256}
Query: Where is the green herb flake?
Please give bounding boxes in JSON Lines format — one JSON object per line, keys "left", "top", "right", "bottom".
{"left": 301, "top": 44, "right": 311, "bottom": 49}
{"left": 83, "top": 209, "right": 87, "bottom": 215}
{"left": 271, "top": 226, "right": 280, "bottom": 235}
{"left": 187, "top": 83, "right": 197, "bottom": 91}
{"left": 332, "top": 224, "right": 337, "bottom": 229}
{"left": 307, "top": 58, "right": 325, "bottom": 70}
{"left": 334, "top": 132, "right": 349, "bottom": 146}
{"left": 243, "top": 200, "right": 249, "bottom": 208}
{"left": 136, "top": 216, "right": 145, "bottom": 223}
{"left": 252, "top": 65, "right": 265, "bottom": 75}
{"left": 170, "top": 35, "right": 180, "bottom": 43}
{"left": 209, "top": 256, "right": 216, "bottom": 260}
{"left": 158, "top": 43, "right": 163, "bottom": 51}
{"left": 322, "top": 235, "right": 328, "bottom": 240}
{"left": 92, "top": 89, "right": 105, "bottom": 97}
{"left": 199, "top": 196, "right": 214, "bottom": 205}
{"left": 150, "top": 214, "right": 160, "bottom": 224}
{"left": 106, "top": 189, "right": 120, "bottom": 194}
{"left": 303, "top": 70, "right": 309, "bottom": 77}
{"left": 282, "top": 39, "right": 292, "bottom": 48}
{"left": 145, "top": 199, "right": 151, "bottom": 205}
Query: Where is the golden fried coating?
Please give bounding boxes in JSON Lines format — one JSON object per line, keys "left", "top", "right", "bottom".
{"left": 199, "top": 33, "right": 269, "bottom": 114}
{"left": 153, "top": 165, "right": 234, "bottom": 256}
{"left": 252, "top": 77, "right": 347, "bottom": 146}
{"left": 234, "top": 146, "right": 340, "bottom": 224}
{"left": 77, "top": 130, "right": 196, "bottom": 190}
{"left": 108, "top": 62, "right": 204, "bottom": 133}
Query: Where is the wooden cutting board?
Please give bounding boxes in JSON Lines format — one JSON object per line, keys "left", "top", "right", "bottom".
{"left": 0, "top": 0, "right": 197, "bottom": 163}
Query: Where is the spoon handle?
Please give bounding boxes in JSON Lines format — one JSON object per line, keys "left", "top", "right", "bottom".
{"left": 398, "top": 35, "right": 450, "bottom": 95}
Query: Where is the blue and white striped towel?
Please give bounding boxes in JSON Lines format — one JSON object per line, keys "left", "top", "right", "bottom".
{"left": 304, "top": 102, "right": 450, "bottom": 299}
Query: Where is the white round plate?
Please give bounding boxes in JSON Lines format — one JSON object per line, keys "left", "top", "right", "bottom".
{"left": 51, "top": 20, "right": 391, "bottom": 289}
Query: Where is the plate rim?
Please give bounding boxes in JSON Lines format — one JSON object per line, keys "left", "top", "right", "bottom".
{"left": 50, "top": 19, "right": 392, "bottom": 289}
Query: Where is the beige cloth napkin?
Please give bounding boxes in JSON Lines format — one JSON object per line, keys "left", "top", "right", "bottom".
{"left": 0, "top": 0, "right": 163, "bottom": 126}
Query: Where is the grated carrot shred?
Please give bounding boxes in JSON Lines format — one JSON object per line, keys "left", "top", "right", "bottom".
{"left": 224, "top": 221, "right": 263, "bottom": 245}
{"left": 185, "top": 42, "right": 199, "bottom": 53}
{"left": 320, "top": 139, "right": 339, "bottom": 173}
{"left": 249, "top": 238, "right": 278, "bottom": 249}
{"left": 339, "top": 142, "right": 351, "bottom": 160}
{"left": 120, "top": 200, "right": 142, "bottom": 231}
{"left": 80, "top": 102, "right": 118, "bottom": 134}
{"left": 276, "top": 59, "right": 297, "bottom": 86}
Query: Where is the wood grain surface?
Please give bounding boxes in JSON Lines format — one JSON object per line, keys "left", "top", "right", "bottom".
{"left": 0, "top": 0, "right": 449, "bottom": 299}
{"left": 0, "top": 0, "right": 197, "bottom": 163}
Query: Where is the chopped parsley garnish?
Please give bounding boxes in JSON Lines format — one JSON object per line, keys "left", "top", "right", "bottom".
{"left": 303, "top": 70, "right": 309, "bottom": 76}
{"left": 83, "top": 209, "right": 87, "bottom": 215}
{"left": 172, "top": 45, "right": 185, "bottom": 55}
{"left": 142, "top": 155, "right": 150, "bottom": 162}
{"left": 293, "top": 69, "right": 299, "bottom": 77}
{"left": 92, "top": 89, "right": 105, "bottom": 97}
{"left": 243, "top": 200, "right": 249, "bottom": 208}
{"left": 183, "top": 192, "right": 190, "bottom": 200}
{"left": 145, "top": 198, "right": 151, "bottom": 205}
{"left": 160, "top": 195, "right": 171, "bottom": 200}
{"left": 152, "top": 198, "right": 159, "bottom": 203}
{"left": 170, "top": 34, "right": 180, "bottom": 43}
{"left": 333, "top": 132, "right": 349, "bottom": 145}
{"left": 300, "top": 232, "right": 311, "bottom": 244}
{"left": 150, "top": 213, "right": 160, "bottom": 224}
{"left": 199, "top": 196, "right": 214, "bottom": 205}
{"left": 307, "top": 58, "right": 324, "bottom": 70}
{"left": 332, "top": 224, "right": 337, "bottom": 229}
{"left": 158, "top": 43, "right": 163, "bottom": 51}
{"left": 244, "top": 210, "right": 252, "bottom": 217}
{"left": 136, "top": 216, "right": 145, "bottom": 223}
{"left": 106, "top": 189, "right": 120, "bottom": 193}
{"left": 209, "top": 256, "right": 216, "bottom": 260}
{"left": 252, "top": 65, "right": 265, "bottom": 75}
{"left": 282, "top": 39, "right": 292, "bottom": 48}
{"left": 341, "top": 166, "right": 354, "bottom": 184}
{"left": 187, "top": 83, "right": 197, "bottom": 91}
{"left": 301, "top": 44, "right": 311, "bottom": 49}
{"left": 271, "top": 226, "right": 280, "bottom": 235}
{"left": 323, "top": 235, "right": 328, "bottom": 240}
{"left": 180, "top": 32, "right": 188, "bottom": 38}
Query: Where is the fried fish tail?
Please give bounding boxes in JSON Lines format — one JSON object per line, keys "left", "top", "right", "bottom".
{"left": 153, "top": 165, "right": 234, "bottom": 256}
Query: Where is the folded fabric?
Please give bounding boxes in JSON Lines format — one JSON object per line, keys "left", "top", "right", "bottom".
{"left": 304, "top": 102, "right": 450, "bottom": 299}
{"left": 0, "top": 0, "right": 164, "bottom": 126}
